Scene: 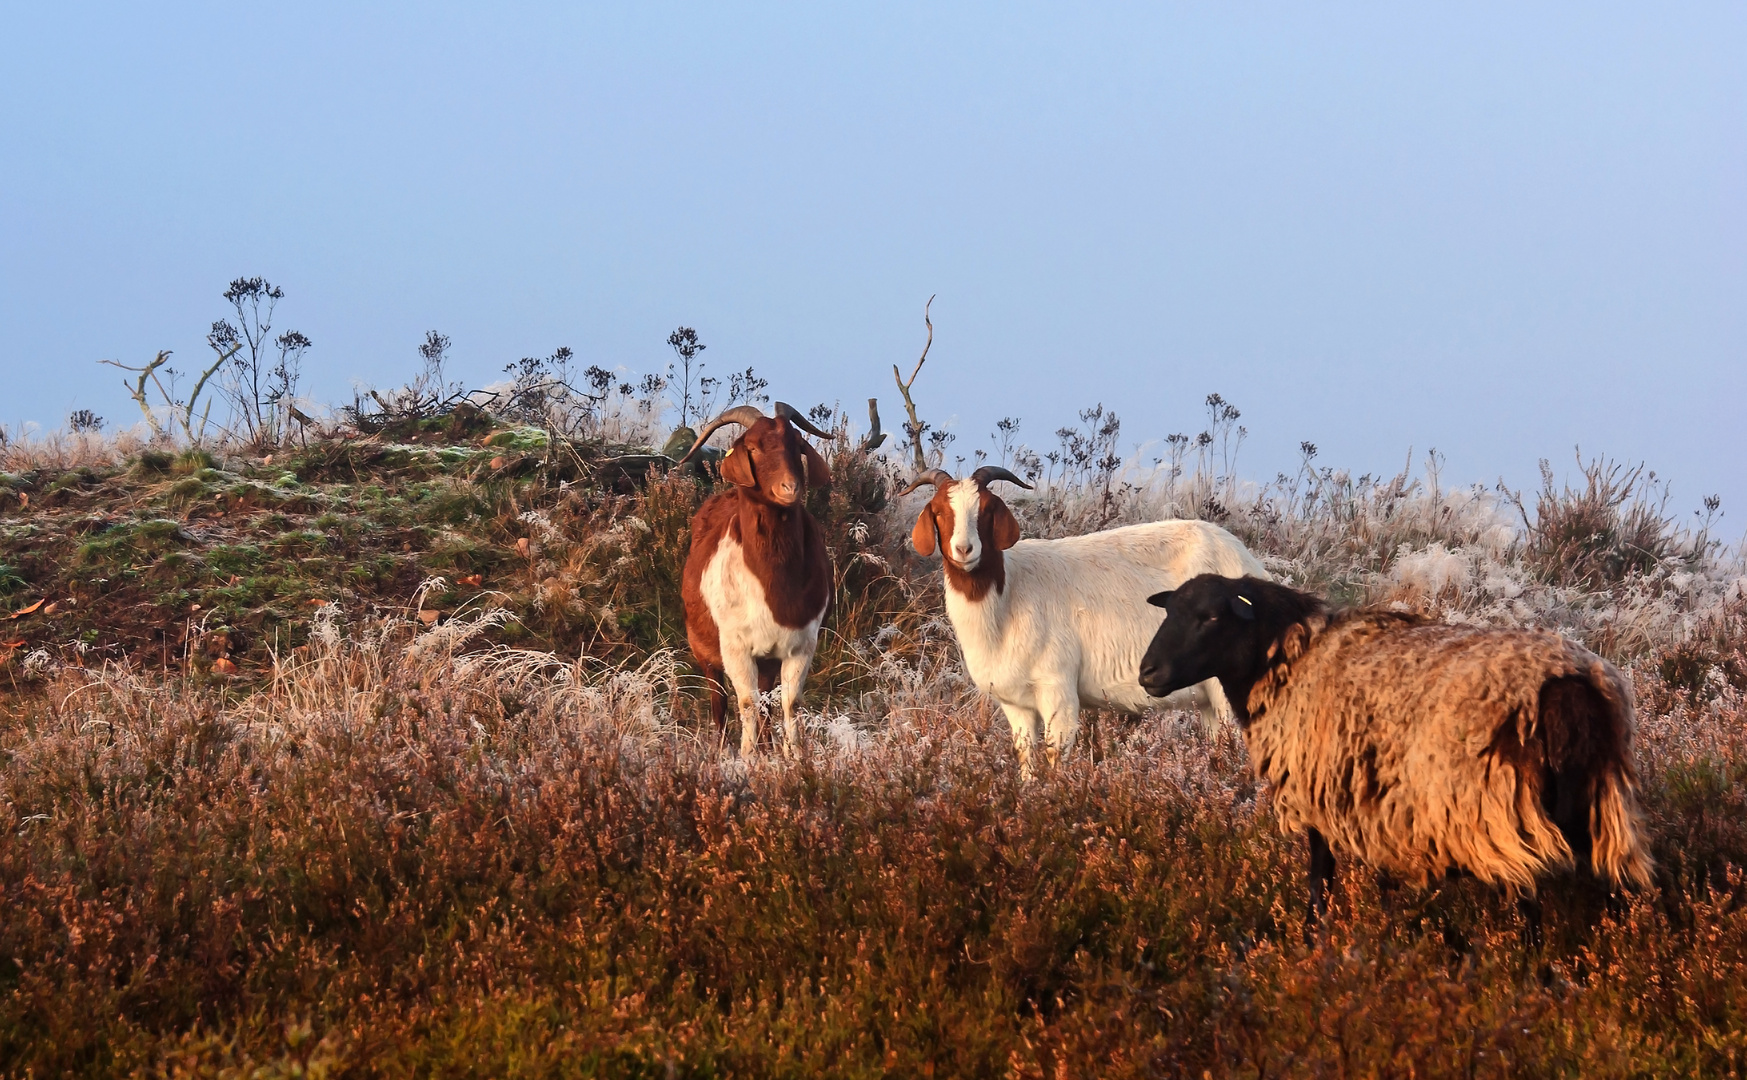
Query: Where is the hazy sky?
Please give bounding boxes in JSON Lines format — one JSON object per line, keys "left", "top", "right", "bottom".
{"left": 3, "top": 4, "right": 1742, "bottom": 528}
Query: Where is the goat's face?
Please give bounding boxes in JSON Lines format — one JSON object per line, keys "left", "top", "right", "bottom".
{"left": 911, "top": 477, "right": 1021, "bottom": 572}
{"left": 720, "top": 416, "right": 831, "bottom": 507}
{"left": 1138, "top": 574, "right": 1263, "bottom": 699}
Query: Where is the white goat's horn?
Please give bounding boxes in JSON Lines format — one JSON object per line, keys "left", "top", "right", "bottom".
{"left": 896, "top": 469, "right": 956, "bottom": 498}
{"left": 971, "top": 466, "right": 1033, "bottom": 490}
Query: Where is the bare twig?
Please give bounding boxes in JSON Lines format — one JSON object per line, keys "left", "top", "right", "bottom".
{"left": 860, "top": 398, "right": 888, "bottom": 451}
{"left": 892, "top": 295, "right": 935, "bottom": 474}
{"left": 101, "top": 352, "right": 171, "bottom": 439}
{"left": 100, "top": 345, "right": 234, "bottom": 443}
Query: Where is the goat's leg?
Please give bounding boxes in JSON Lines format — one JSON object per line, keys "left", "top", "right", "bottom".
{"left": 706, "top": 668, "right": 729, "bottom": 749}
{"left": 1038, "top": 686, "right": 1081, "bottom": 768}
{"left": 998, "top": 701, "right": 1044, "bottom": 779}
{"left": 720, "top": 646, "right": 762, "bottom": 758}
{"left": 779, "top": 647, "right": 815, "bottom": 759}
{"left": 1306, "top": 828, "right": 1336, "bottom": 943}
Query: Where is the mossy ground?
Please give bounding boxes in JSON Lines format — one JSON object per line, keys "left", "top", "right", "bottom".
{"left": 0, "top": 424, "right": 910, "bottom": 715}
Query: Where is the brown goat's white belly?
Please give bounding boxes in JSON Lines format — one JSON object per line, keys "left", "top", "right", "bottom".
{"left": 699, "top": 535, "right": 825, "bottom": 658}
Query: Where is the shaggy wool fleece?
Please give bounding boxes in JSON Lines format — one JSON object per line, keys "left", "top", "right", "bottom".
{"left": 1245, "top": 610, "right": 1654, "bottom": 893}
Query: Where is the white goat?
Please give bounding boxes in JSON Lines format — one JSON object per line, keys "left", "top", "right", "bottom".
{"left": 902, "top": 467, "right": 1268, "bottom": 771}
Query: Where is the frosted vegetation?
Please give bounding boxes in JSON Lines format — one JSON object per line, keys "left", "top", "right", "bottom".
{"left": 3, "top": 322, "right": 1745, "bottom": 1072}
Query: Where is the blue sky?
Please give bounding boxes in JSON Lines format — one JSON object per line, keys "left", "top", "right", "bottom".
{"left": 2, "top": 4, "right": 1742, "bottom": 528}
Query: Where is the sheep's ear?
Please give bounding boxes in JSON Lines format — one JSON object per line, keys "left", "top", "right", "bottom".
{"left": 910, "top": 507, "right": 938, "bottom": 556}
{"left": 801, "top": 439, "right": 831, "bottom": 489}
{"left": 720, "top": 439, "right": 756, "bottom": 488}
{"left": 1230, "top": 593, "right": 1257, "bottom": 621}
{"left": 1146, "top": 590, "right": 1175, "bottom": 609}
{"left": 989, "top": 498, "right": 1022, "bottom": 551}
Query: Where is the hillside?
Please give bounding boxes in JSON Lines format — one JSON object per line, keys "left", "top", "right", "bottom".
{"left": 2, "top": 413, "right": 1746, "bottom": 1077}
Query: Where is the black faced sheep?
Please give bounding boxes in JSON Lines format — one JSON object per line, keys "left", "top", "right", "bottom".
{"left": 1139, "top": 574, "right": 1653, "bottom": 927}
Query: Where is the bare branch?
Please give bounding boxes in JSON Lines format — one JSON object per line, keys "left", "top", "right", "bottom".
{"left": 892, "top": 295, "right": 936, "bottom": 473}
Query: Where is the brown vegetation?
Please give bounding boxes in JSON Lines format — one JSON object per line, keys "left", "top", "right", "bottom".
{"left": 1, "top": 401, "right": 1745, "bottom": 1075}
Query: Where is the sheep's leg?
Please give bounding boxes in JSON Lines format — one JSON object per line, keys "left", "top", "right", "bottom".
{"left": 999, "top": 701, "right": 1044, "bottom": 778}
{"left": 1306, "top": 828, "right": 1335, "bottom": 942}
{"left": 720, "top": 646, "right": 762, "bottom": 757}
{"left": 1518, "top": 895, "right": 1545, "bottom": 951}
{"left": 1195, "top": 678, "right": 1233, "bottom": 738}
{"left": 1039, "top": 687, "right": 1081, "bottom": 768}
{"left": 779, "top": 647, "right": 815, "bottom": 759}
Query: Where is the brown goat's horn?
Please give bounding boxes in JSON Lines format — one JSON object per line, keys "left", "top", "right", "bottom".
{"left": 773, "top": 401, "right": 833, "bottom": 439}
{"left": 674, "top": 405, "right": 768, "bottom": 465}
{"left": 971, "top": 466, "right": 1033, "bottom": 490}
{"left": 895, "top": 469, "right": 956, "bottom": 498}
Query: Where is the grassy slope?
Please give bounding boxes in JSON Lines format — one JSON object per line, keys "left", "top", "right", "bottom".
{"left": 1, "top": 430, "right": 1745, "bottom": 1077}
{"left": 0, "top": 424, "right": 910, "bottom": 708}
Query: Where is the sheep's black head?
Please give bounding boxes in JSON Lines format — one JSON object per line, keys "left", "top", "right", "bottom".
{"left": 1139, "top": 574, "right": 1326, "bottom": 722}
{"left": 678, "top": 403, "right": 831, "bottom": 508}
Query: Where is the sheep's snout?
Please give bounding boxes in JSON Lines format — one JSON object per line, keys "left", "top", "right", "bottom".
{"left": 1138, "top": 658, "right": 1175, "bottom": 697}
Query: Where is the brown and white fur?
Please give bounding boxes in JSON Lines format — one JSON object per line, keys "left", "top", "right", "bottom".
{"left": 1140, "top": 574, "right": 1654, "bottom": 933}
{"left": 903, "top": 467, "right": 1268, "bottom": 774}
{"left": 679, "top": 404, "right": 834, "bottom": 757}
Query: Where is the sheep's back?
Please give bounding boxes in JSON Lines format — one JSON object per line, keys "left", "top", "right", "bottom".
{"left": 1246, "top": 614, "right": 1631, "bottom": 890}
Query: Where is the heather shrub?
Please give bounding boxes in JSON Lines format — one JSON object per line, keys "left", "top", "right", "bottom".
{"left": 3, "top": 390, "right": 1747, "bottom": 1074}
{"left": 3, "top": 626, "right": 1747, "bottom": 1076}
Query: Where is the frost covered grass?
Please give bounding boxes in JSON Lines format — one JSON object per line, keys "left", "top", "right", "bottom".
{"left": 3, "top": 613, "right": 1747, "bottom": 1076}
{"left": 3, "top": 410, "right": 1747, "bottom": 1074}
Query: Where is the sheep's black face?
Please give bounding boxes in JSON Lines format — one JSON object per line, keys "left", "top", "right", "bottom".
{"left": 1138, "top": 574, "right": 1264, "bottom": 700}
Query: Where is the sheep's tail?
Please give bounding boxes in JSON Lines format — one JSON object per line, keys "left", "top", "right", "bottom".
{"left": 1538, "top": 663, "right": 1655, "bottom": 890}
{"left": 1590, "top": 759, "right": 1655, "bottom": 889}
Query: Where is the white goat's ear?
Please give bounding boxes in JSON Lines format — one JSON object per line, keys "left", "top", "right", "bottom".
{"left": 989, "top": 498, "right": 1021, "bottom": 551}
{"left": 1146, "top": 590, "right": 1174, "bottom": 609}
{"left": 910, "top": 507, "right": 938, "bottom": 556}
{"left": 1230, "top": 594, "right": 1257, "bottom": 621}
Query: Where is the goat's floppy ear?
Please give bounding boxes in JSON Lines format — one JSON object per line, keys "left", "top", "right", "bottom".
{"left": 910, "top": 506, "right": 938, "bottom": 556}
{"left": 1230, "top": 593, "right": 1257, "bottom": 621}
{"left": 801, "top": 439, "right": 831, "bottom": 489}
{"left": 1146, "top": 590, "right": 1175, "bottom": 609}
{"left": 719, "top": 439, "right": 756, "bottom": 488}
{"left": 989, "top": 498, "right": 1022, "bottom": 551}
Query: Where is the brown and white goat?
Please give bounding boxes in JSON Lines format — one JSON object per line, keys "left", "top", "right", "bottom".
{"left": 902, "top": 467, "right": 1267, "bottom": 773}
{"left": 677, "top": 402, "right": 834, "bottom": 756}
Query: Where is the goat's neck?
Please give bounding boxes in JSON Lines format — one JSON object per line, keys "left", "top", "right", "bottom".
{"left": 941, "top": 547, "right": 1007, "bottom": 608}
{"left": 738, "top": 494, "right": 809, "bottom": 574}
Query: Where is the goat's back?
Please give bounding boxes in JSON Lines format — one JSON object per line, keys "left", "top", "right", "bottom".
{"left": 983, "top": 519, "right": 1264, "bottom": 711}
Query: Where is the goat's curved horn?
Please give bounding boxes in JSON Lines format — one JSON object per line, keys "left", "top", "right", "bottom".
{"left": 674, "top": 405, "right": 769, "bottom": 465}
{"left": 896, "top": 469, "right": 956, "bottom": 498}
{"left": 971, "top": 465, "right": 1034, "bottom": 490}
{"left": 773, "top": 401, "right": 833, "bottom": 439}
